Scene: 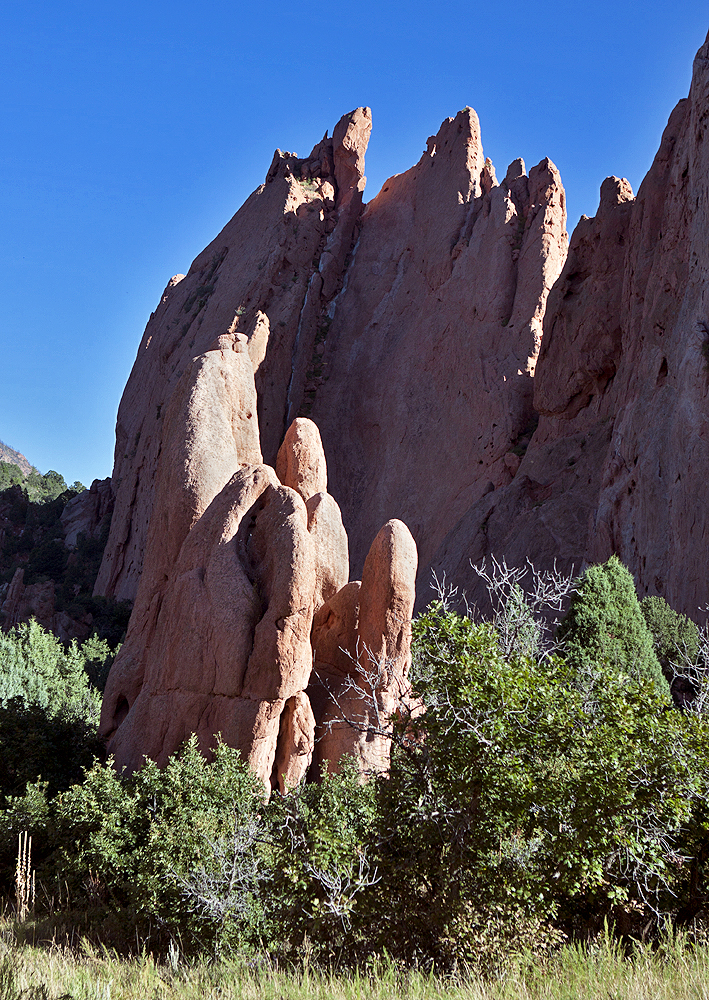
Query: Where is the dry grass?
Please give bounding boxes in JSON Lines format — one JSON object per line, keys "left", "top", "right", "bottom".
{"left": 3, "top": 923, "right": 709, "bottom": 1000}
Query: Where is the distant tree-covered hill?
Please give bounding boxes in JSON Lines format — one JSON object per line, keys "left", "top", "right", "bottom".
{"left": 0, "top": 445, "right": 128, "bottom": 648}
{"left": 0, "top": 438, "right": 84, "bottom": 502}
{"left": 0, "top": 439, "right": 34, "bottom": 478}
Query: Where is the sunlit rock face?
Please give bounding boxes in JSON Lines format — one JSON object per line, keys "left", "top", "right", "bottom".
{"left": 99, "top": 376, "right": 418, "bottom": 790}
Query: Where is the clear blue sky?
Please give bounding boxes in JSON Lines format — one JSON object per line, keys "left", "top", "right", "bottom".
{"left": 1, "top": 2, "right": 706, "bottom": 487}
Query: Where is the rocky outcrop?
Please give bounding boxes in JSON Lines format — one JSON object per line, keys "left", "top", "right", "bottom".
{"left": 61, "top": 478, "right": 114, "bottom": 549}
{"left": 99, "top": 361, "right": 418, "bottom": 787}
{"left": 0, "top": 442, "right": 33, "bottom": 477}
{"left": 431, "top": 30, "right": 709, "bottom": 620}
{"left": 310, "top": 519, "right": 417, "bottom": 776}
{"left": 95, "top": 105, "right": 566, "bottom": 610}
{"left": 311, "top": 112, "right": 568, "bottom": 581}
{"left": 95, "top": 102, "right": 566, "bottom": 783}
{"left": 0, "top": 567, "right": 92, "bottom": 643}
{"left": 95, "top": 109, "right": 372, "bottom": 604}
{"left": 99, "top": 30, "right": 709, "bottom": 789}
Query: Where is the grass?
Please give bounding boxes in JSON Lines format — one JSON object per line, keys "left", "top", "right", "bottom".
{"left": 4, "top": 925, "right": 709, "bottom": 1000}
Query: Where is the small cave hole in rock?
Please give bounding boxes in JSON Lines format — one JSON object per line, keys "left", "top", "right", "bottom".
{"left": 115, "top": 697, "right": 129, "bottom": 728}
{"left": 656, "top": 357, "right": 668, "bottom": 386}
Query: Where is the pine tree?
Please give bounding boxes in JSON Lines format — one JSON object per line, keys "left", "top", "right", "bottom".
{"left": 557, "top": 555, "right": 670, "bottom": 699}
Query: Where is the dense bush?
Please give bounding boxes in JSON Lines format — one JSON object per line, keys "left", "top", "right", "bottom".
{"left": 0, "top": 619, "right": 104, "bottom": 722}
{"left": 0, "top": 621, "right": 111, "bottom": 822}
{"left": 0, "top": 461, "right": 23, "bottom": 492}
{"left": 0, "top": 702, "right": 104, "bottom": 801}
{"left": 557, "top": 555, "right": 670, "bottom": 699}
{"left": 641, "top": 594, "right": 700, "bottom": 677}
{"left": 0, "top": 738, "right": 375, "bottom": 957}
{"left": 2, "top": 557, "right": 709, "bottom": 969}
{"left": 365, "top": 602, "right": 708, "bottom": 966}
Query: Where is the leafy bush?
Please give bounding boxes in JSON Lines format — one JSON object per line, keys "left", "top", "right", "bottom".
{"left": 3, "top": 738, "right": 266, "bottom": 954}
{"left": 0, "top": 619, "right": 103, "bottom": 721}
{"left": 0, "top": 702, "right": 103, "bottom": 802}
{"left": 0, "top": 461, "right": 23, "bottom": 492}
{"left": 365, "top": 601, "right": 709, "bottom": 966}
{"left": 557, "top": 555, "right": 670, "bottom": 699}
{"left": 641, "top": 594, "right": 700, "bottom": 677}
{"left": 265, "top": 760, "right": 377, "bottom": 960}
{"left": 4, "top": 558, "right": 709, "bottom": 971}
{"left": 0, "top": 620, "right": 109, "bottom": 821}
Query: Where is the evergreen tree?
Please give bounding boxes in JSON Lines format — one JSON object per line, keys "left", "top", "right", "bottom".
{"left": 557, "top": 555, "right": 670, "bottom": 699}
{"left": 641, "top": 594, "right": 700, "bottom": 678}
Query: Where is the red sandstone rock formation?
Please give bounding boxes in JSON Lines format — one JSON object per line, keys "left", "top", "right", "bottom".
{"left": 431, "top": 31, "right": 709, "bottom": 619}
{"left": 100, "top": 397, "right": 417, "bottom": 787}
{"left": 95, "top": 110, "right": 372, "bottom": 604}
{"left": 61, "top": 478, "right": 114, "bottom": 550}
{"left": 98, "top": 31, "right": 709, "bottom": 785}
{"left": 311, "top": 112, "right": 568, "bottom": 581}
{"left": 94, "top": 103, "right": 568, "bottom": 783}
{"left": 95, "top": 105, "right": 566, "bottom": 609}
{"left": 310, "top": 519, "right": 417, "bottom": 776}
{"left": 0, "top": 568, "right": 90, "bottom": 643}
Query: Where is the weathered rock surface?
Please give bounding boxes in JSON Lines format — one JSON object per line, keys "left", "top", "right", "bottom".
{"left": 240, "top": 483, "right": 315, "bottom": 702}
{"left": 61, "top": 478, "right": 114, "bottom": 549}
{"left": 0, "top": 568, "right": 92, "bottom": 643}
{"left": 431, "top": 30, "right": 709, "bottom": 620}
{"left": 310, "top": 110, "right": 568, "bottom": 585}
{"left": 275, "top": 417, "right": 328, "bottom": 502}
{"left": 273, "top": 691, "right": 316, "bottom": 793}
{"left": 101, "top": 400, "right": 417, "bottom": 787}
{"left": 305, "top": 492, "right": 349, "bottom": 612}
{"left": 310, "top": 520, "right": 418, "bottom": 776}
{"left": 95, "top": 110, "right": 372, "bottom": 604}
{"left": 95, "top": 104, "right": 565, "bottom": 610}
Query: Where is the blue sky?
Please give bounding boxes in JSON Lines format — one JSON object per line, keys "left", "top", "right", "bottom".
{"left": 1, "top": 2, "right": 706, "bottom": 487}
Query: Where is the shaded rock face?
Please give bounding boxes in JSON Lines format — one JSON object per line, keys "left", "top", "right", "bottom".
{"left": 95, "top": 105, "right": 566, "bottom": 609}
{"left": 311, "top": 111, "right": 568, "bottom": 582}
{"left": 0, "top": 568, "right": 90, "bottom": 644}
{"left": 432, "top": 31, "right": 709, "bottom": 620}
{"left": 61, "top": 478, "right": 114, "bottom": 550}
{"left": 309, "top": 519, "right": 418, "bottom": 776}
{"left": 0, "top": 478, "right": 114, "bottom": 643}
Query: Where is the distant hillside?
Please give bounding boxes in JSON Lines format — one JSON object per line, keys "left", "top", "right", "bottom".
{"left": 0, "top": 440, "right": 35, "bottom": 477}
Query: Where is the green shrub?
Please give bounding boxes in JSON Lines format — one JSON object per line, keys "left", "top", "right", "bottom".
{"left": 0, "top": 620, "right": 109, "bottom": 820}
{"left": 4, "top": 564, "right": 709, "bottom": 968}
{"left": 0, "top": 461, "right": 23, "bottom": 492}
{"left": 641, "top": 595, "right": 700, "bottom": 678}
{"left": 557, "top": 555, "right": 670, "bottom": 699}
{"left": 40, "top": 737, "right": 267, "bottom": 955}
{"left": 265, "top": 760, "right": 377, "bottom": 961}
{"left": 366, "top": 601, "right": 706, "bottom": 967}
{"left": 0, "top": 619, "right": 102, "bottom": 721}
{"left": 0, "top": 702, "right": 103, "bottom": 802}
